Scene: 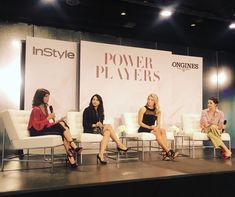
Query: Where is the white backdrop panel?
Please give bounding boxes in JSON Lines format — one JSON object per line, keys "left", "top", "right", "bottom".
{"left": 166, "top": 54, "right": 203, "bottom": 126}
{"left": 80, "top": 41, "right": 202, "bottom": 128}
{"left": 25, "top": 36, "right": 77, "bottom": 118}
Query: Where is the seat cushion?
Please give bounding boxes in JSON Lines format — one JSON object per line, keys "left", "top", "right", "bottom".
{"left": 189, "top": 131, "right": 230, "bottom": 141}
{"left": 77, "top": 133, "right": 103, "bottom": 142}
{"left": 221, "top": 133, "right": 231, "bottom": 141}
{"left": 137, "top": 132, "right": 156, "bottom": 140}
{"left": 190, "top": 132, "right": 209, "bottom": 140}
{"left": 12, "top": 135, "right": 63, "bottom": 149}
{"left": 125, "top": 133, "right": 139, "bottom": 138}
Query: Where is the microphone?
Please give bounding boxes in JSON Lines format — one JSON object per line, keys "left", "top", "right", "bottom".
{"left": 222, "top": 120, "right": 227, "bottom": 133}
{"left": 49, "top": 105, "right": 55, "bottom": 122}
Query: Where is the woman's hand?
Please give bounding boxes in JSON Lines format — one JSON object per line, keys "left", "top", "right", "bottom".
{"left": 47, "top": 113, "right": 55, "bottom": 120}
{"left": 149, "top": 125, "right": 156, "bottom": 130}
{"left": 96, "top": 121, "right": 103, "bottom": 128}
{"left": 57, "top": 116, "right": 66, "bottom": 123}
{"left": 92, "top": 121, "right": 103, "bottom": 128}
{"left": 218, "top": 124, "right": 225, "bottom": 130}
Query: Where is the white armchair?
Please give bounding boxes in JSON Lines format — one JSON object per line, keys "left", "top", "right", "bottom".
{"left": 121, "top": 112, "right": 175, "bottom": 160}
{"left": 0, "top": 109, "right": 63, "bottom": 172}
{"left": 181, "top": 113, "right": 231, "bottom": 158}
{"left": 66, "top": 111, "right": 103, "bottom": 164}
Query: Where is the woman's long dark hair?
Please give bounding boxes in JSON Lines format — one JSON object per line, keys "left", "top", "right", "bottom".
{"left": 32, "top": 88, "right": 50, "bottom": 106}
{"left": 89, "top": 94, "right": 104, "bottom": 120}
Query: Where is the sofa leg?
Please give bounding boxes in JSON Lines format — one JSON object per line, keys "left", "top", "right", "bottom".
{"left": 142, "top": 142, "right": 144, "bottom": 160}
{"left": 1, "top": 129, "right": 6, "bottom": 172}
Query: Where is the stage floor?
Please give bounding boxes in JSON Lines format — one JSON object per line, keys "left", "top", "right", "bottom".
{"left": 1, "top": 148, "right": 235, "bottom": 196}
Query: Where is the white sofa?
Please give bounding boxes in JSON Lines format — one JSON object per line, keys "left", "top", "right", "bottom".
{"left": 181, "top": 113, "right": 231, "bottom": 158}
{"left": 0, "top": 109, "right": 63, "bottom": 172}
{"left": 67, "top": 111, "right": 122, "bottom": 164}
{"left": 121, "top": 112, "right": 175, "bottom": 160}
{"left": 66, "top": 111, "right": 107, "bottom": 164}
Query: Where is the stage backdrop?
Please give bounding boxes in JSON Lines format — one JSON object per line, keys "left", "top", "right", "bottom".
{"left": 25, "top": 36, "right": 78, "bottom": 118}
{"left": 80, "top": 40, "right": 202, "bottom": 128}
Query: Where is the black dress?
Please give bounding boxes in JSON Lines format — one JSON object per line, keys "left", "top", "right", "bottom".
{"left": 82, "top": 106, "right": 104, "bottom": 134}
{"left": 138, "top": 105, "right": 157, "bottom": 133}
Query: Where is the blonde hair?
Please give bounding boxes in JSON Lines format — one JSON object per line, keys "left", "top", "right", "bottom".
{"left": 147, "top": 93, "right": 160, "bottom": 115}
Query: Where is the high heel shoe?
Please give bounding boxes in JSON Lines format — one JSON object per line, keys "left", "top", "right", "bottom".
{"left": 97, "top": 154, "right": 107, "bottom": 165}
{"left": 67, "top": 156, "right": 77, "bottom": 168}
{"left": 167, "top": 149, "right": 179, "bottom": 160}
{"left": 162, "top": 154, "right": 171, "bottom": 161}
{"left": 65, "top": 150, "right": 77, "bottom": 169}
{"left": 161, "top": 150, "right": 171, "bottom": 161}
{"left": 69, "top": 141, "right": 83, "bottom": 154}
{"left": 159, "top": 151, "right": 167, "bottom": 156}
{"left": 117, "top": 147, "right": 129, "bottom": 152}
{"left": 222, "top": 151, "right": 232, "bottom": 160}
{"left": 222, "top": 154, "right": 231, "bottom": 160}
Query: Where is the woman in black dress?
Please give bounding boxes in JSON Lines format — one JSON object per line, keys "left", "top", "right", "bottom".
{"left": 83, "top": 94, "right": 128, "bottom": 164}
{"left": 138, "top": 93, "right": 178, "bottom": 160}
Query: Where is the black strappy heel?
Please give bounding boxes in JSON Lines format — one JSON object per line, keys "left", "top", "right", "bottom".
{"left": 117, "top": 147, "right": 129, "bottom": 153}
{"left": 159, "top": 151, "right": 167, "bottom": 156}
{"left": 162, "top": 153, "right": 171, "bottom": 161}
{"left": 65, "top": 147, "right": 77, "bottom": 168}
{"left": 69, "top": 141, "right": 83, "bottom": 154}
{"left": 167, "top": 149, "right": 179, "bottom": 160}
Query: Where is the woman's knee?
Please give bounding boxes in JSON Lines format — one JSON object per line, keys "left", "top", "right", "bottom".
{"left": 207, "top": 132, "right": 215, "bottom": 138}
{"left": 59, "top": 122, "right": 69, "bottom": 131}
{"left": 152, "top": 127, "right": 158, "bottom": 133}
{"left": 104, "top": 124, "right": 113, "bottom": 130}
{"left": 59, "top": 121, "right": 66, "bottom": 127}
{"left": 151, "top": 130, "right": 159, "bottom": 138}
{"left": 103, "top": 127, "right": 111, "bottom": 136}
{"left": 160, "top": 128, "right": 166, "bottom": 135}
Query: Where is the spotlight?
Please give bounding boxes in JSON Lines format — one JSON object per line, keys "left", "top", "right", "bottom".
{"left": 160, "top": 9, "right": 172, "bottom": 18}
{"left": 229, "top": 22, "right": 235, "bottom": 29}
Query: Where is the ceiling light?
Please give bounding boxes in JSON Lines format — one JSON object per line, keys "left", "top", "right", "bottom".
{"left": 160, "top": 9, "right": 172, "bottom": 18}
{"left": 121, "top": 12, "right": 126, "bottom": 16}
{"left": 190, "top": 23, "right": 196, "bottom": 27}
{"left": 229, "top": 22, "right": 235, "bottom": 29}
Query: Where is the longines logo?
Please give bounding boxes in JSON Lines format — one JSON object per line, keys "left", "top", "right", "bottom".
{"left": 172, "top": 61, "right": 199, "bottom": 72}
{"left": 32, "top": 46, "right": 75, "bottom": 59}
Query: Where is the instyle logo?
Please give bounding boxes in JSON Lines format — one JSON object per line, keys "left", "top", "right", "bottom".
{"left": 32, "top": 46, "right": 75, "bottom": 59}
{"left": 172, "top": 61, "right": 199, "bottom": 72}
